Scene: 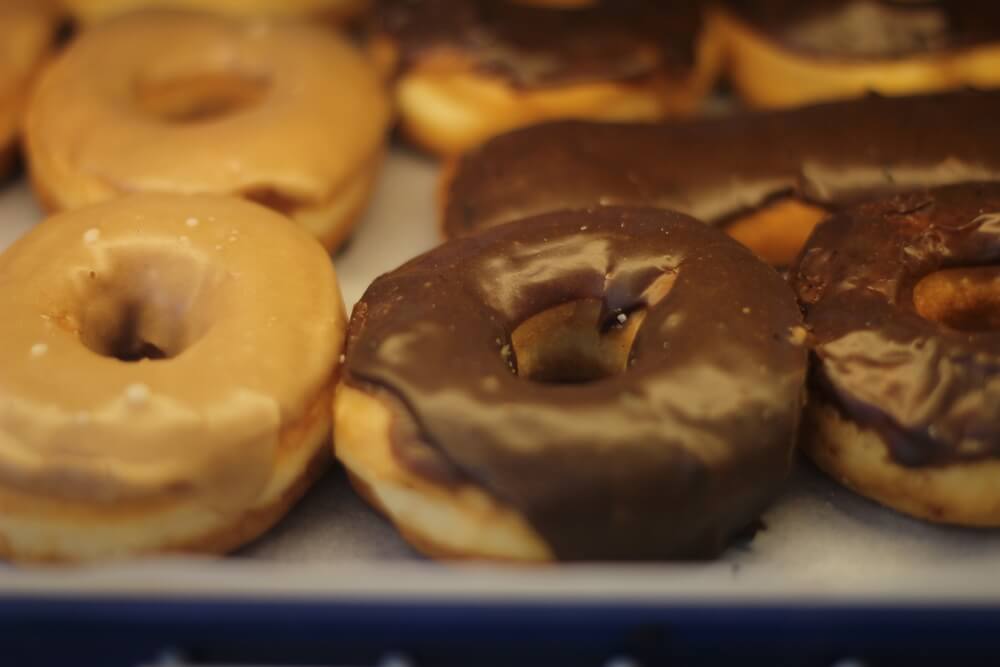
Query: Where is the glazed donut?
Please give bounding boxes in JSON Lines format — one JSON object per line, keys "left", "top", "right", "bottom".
{"left": 0, "top": 193, "right": 345, "bottom": 562}
{"left": 335, "top": 206, "right": 808, "bottom": 561}
{"left": 443, "top": 90, "right": 1000, "bottom": 267}
{"left": 791, "top": 182, "right": 1000, "bottom": 526}
{"left": 713, "top": 0, "right": 1000, "bottom": 108}
{"left": 0, "top": 0, "right": 58, "bottom": 181}
{"left": 61, "top": 0, "right": 371, "bottom": 25}
{"left": 25, "top": 10, "right": 389, "bottom": 252}
{"left": 371, "top": 0, "right": 721, "bottom": 156}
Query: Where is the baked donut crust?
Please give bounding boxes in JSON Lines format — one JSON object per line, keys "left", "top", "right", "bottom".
{"left": 0, "top": 0, "right": 58, "bottom": 181}
{"left": 713, "top": 2, "right": 1000, "bottom": 108}
{"left": 373, "top": 0, "right": 722, "bottom": 156}
{"left": 24, "top": 10, "right": 389, "bottom": 251}
{"left": 0, "top": 194, "right": 346, "bottom": 562}
{"left": 805, "top": 400, "right": 1000, "bottom": 527}
{"left": 61, "top": 0, "right": 371, "bottom": 25}
{"left": 334, "top": 385, "right": 552, "bottom": 562}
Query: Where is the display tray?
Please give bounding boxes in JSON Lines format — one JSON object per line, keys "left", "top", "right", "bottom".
{"left": 1, "top": 148, "right": 999, "bottom": 607}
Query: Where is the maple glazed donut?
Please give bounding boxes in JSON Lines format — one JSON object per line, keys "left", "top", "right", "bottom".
{"left": 61, "top": 0, "right": 371, "bottom": 25}
{"left": 713, "top": 0, "right": 1000, "bottom": 108}
{"left": 0, "top": 0, "right": 59, "bottom": 181}
{"left": 443, "top": 91, "right": 1000, "bottom": 267}
{"left": 0, "top": 194, "right": 346, "bottom": 562}
{"left": 24, "top": 10, "right": 389, "bottom": 251}
{"left": 335, "top": 207, "right": 808, "bottom": 561}
{"left": 372, "top": 0, "right": 721, "bottom": 156}
{"left": 791, "top": 183, "right": 1000, "bottom": 526}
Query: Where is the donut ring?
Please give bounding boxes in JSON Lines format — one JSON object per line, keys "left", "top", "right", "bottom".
{"left": 61, "top": 0, "right": 371, "bottom": 25}
{"left": 791, "top": 183, "right": 1000, "bottom": 526}
{"left": 372, "top": 0, "right": 721, "bottom": 156}
{"left": 442, "top": 91, "right": 1000, "bottom": 267}
{"left": 25, "top": 10, "right": 389, "bottom": 251}
{"left": 0, "top": 194, "right": 346, "bottom": 562}
{"left": 713, "top": 0, "right": 1000, "bottom": 108}
{"left": 0, "top": 0, "right": 58, "bottom": 181}
{"left": 336, "top": 207, "right": 808, "bottom": 561}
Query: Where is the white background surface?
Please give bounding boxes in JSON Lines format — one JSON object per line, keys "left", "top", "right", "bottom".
{"left": 1, "top": 149, "right": 998, "bottom": 601}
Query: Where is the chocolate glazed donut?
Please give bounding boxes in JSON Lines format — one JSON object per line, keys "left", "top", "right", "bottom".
{"left": 715, "top": 0, "right": 1000, "bottom": 107}
{"left": 336, "top": 207, "right": 808, "bottom": 560}
{"left": 375, "top": 0, "right": 704, "bottom": 88}
{"left": 444, "top": 91, "right": 1000, "bottom": 266}
{"left": 790, "top": 182, "right": 1000, "bottom": 526}
{"left": 369, "top": 0, "right": 719, "bottom": 156}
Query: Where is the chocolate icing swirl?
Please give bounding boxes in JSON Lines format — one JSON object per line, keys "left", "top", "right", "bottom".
{"left": 344, "top": 207, "right": 807, "bottom": 559}
{"left": 790, "top": 183, "right": 1000, "bottom": 466}
{"left": 445, "top": 91, "right": 1000, "bottom": 238}
{"left": 374, "top": 0, "right": 703, "bottom": 87}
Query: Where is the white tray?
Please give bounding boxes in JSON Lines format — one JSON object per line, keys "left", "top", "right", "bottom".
{"left": 1, "top": 148, "right": 998, "bottom": 605}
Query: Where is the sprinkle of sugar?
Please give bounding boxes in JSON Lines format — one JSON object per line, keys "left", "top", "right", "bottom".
{"left": 788, "top": 326, "right": 808, "bottom": 346}
{"left": 185, "top": 217, "right": 199, "bottom": 228}
{"left": 30, "top": 343, "right": 48, "bottom": 358}
{"left": 742, "top": 307, "right": 751, "bottom": 314}
{"left": 580, "top": 226, "right": 588, "bottom": 231}
{"left": 616, "top": 312, "right": 628, "bottom": 324}
{"left": 83, "top": 228, "right": 100, "bottom": 244}
{"left": 125, "top": 383, "right": 151, "bottom": 406}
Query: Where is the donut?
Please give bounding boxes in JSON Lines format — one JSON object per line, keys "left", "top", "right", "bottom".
{"left": 371, "top": 0, "right": 722, "bottom": 156}
{"left": 443, "top": 90, "right": 1000, "bottom": 267}
{"left": 24, "top": 10, "right": 390, "bottom": 252}
{"left": 713, "top": 0, "right": 1000, "bottom": 108}
{"left": 0, "top": 193, "right": 346, "bottom": 562}
{"left": 61, "top": 0, "right": 371, "bottom": 25}
{"left": 335, "top": 206, "right": 808, "bottom": 561}
{"left": 0, "top": 0, "right": 59, "bottom": 181}
{"left": 790, "top": 182, "right": 1000, "bottom": 526}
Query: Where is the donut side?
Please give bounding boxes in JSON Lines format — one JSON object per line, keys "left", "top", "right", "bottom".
{"left": 805, "top": 399, "right": 1000, "bottom": 527}
{"left": 0, "top": 382, "right": 334, "bottom": 563}
{"left": 334, "top": 385, "right": 553, "bottom": 561}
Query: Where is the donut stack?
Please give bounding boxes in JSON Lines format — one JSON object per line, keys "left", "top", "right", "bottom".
{"left": 0, "top": 0, "right": 997, "bottom": 564}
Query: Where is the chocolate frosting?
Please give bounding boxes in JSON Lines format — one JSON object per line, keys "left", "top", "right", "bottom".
{"left": 375, "top": 0, "right": 702, "bottom": 87}
{"left": 724, "top": 0, "right": 1000, "bottom": 59}
{"left": 344, "top": 207, "right": 807, "bottom": 560}
{"left": 790, "top": 183, "right": 1000, "bottom": 466}
{"left": 445, "top": 91, "right": 1000, "bottom": 238}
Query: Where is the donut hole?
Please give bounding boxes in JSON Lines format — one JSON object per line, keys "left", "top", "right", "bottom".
{"left": 511, "top": 299, "right": 645, "bottom": 383}
{"left": 76, "top": 246, "right": 227, "bottom": 362}
{"left": 913, "top": 266, "right": 1000, "bottom": 332}
{"left": 135, "top": 71, "right": 270, "bottom": 124}
{"left": 724, "top": 197, "right": 829, "bottom": 267}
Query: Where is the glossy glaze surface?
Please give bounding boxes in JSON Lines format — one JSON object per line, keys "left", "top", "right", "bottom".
{"left": 446, "top": 91, "right": 1000, "bottom": 237}
{"left": 791, "top": 183, "right": 1000, "bottom": 466}
{"left": 344, "top": 207, "right": 807, "bottom": 559}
